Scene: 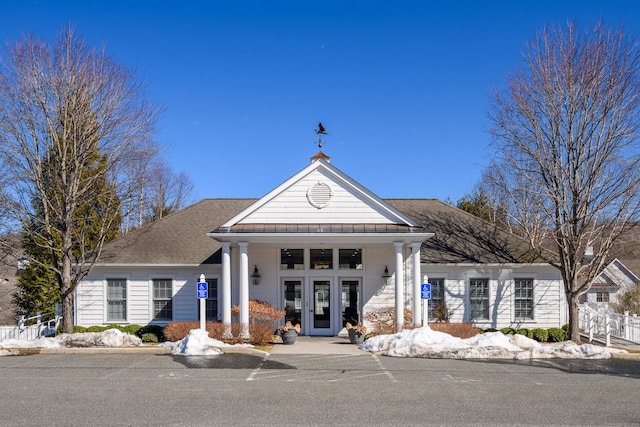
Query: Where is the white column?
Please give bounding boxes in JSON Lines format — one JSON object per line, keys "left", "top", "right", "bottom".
{"left": 411, "top": 242, "right": 422, "bottom": 328}
{"left": 394, "top": 242, "right": 405, "bottom": 332}
{"left": 221, "top": 242, "right": 232, "bottom": 338}
{"left": 238, "top": 241, "right": 250, "bottom": 339}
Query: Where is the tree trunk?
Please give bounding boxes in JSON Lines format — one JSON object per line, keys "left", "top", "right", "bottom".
{"left": 567, "top": 294, "right": 581, "bottom": 342}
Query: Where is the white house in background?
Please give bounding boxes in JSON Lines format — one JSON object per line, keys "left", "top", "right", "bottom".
{"left": 75, "top": 151, "right": 567, "bottom": 335}
{"left": 583, "top": 258, "right": 639, "bottom": 307}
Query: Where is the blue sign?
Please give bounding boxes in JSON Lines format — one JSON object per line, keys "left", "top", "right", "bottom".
{"left": 197, "top": 281, "right": 208, "bottom": 299}
{"left": 421, "top": 283, "right": 431, "bottom": 300}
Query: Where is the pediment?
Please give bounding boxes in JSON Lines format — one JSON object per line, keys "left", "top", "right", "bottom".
{"left": 220, "top": 159, "right": 419, "bottom": 228}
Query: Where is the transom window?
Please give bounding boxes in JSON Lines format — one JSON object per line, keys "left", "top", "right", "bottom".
{"left": 339, "top": 249, "right": 362, "bottom": 269}
{"left": 469, "top": 278, "right": 490, "bottom": 320}
{"left": 514, "top": 278, "right": 534, "bottom": 319}
{"left": 153, "top": 279, "right": 173, "bottom": 321}
{"left": 280, "top": 249, "right": 304, "bottom": 270}
{"left": 107, "top": 278, "right": 126, "bottom": 321}
{"left": 310, "top": 248, "right": 333, "bottom": 269}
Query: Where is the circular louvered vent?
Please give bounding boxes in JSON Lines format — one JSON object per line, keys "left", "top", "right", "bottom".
{"left": 307, "top": 182, "right": 332, "bottom": 209}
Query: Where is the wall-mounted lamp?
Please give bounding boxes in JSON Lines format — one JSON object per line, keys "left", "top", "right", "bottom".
{"left": 251, "top": 265, "right": 262, "bottom": 285}
{"left": 382, "top": 266, "right": 392, "bottom": 284}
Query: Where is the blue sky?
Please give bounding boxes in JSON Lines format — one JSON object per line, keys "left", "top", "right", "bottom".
{"left": 2, "top": 1, "right": 640, "bottom": 203}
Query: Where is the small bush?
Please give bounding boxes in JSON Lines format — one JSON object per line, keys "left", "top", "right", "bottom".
{"left": 141, "top": 333, "right": 159, "bottom": 343}
{"left": 532, "top": 328, "right": 549, "bottom": 342}
{"left": 231, "top": 300, "right": 285, "bottom": 323}
{"left": 364, "top": 307, "right": 413, "bottom": 335}
{"left": 72, "top": 325, "right": 87, "bottom": 333}
{"left": 86, "top": 325, "right": 107, "bottom": 333}
{"left": 547, "top": 327, "right": 567, "bottom": 342}
{"left": 514, "top": 328, "right": 533, "bottom": 339}
{"left": 500, "top": 327, "right": 515, "bottom": 335}
{"left": 484, "top": 328, "right": 498, "bottom": 333}
{"left": 122, "top": 325, "right": 143, "bottom": 336}
{"left": 137, "top": 324, "right": 165, "bottom": 341}
{"left": 430, "top": 322, "right": 482, "bottom": 339}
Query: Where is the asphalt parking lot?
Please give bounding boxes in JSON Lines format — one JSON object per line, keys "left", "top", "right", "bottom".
{"left": 1, "top": 352, "right": 638, "bottom": 426}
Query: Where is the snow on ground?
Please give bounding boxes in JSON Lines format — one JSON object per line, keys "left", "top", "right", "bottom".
{"left": 360, "top": 326, "right": 626, "bottom": 359}
{"left": 0, "top": 326, "right": 627, "bottom": 359}
{"left": 0, "top": 328, "right": 251, "bottom": 356}
{"left": 159, "top": 329, "right": 253, "bottom": 355}
{"left": 0, "top": 328, "right": 142, "bottom": 350}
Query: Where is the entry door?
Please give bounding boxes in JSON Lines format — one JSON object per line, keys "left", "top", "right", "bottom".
{"left": 283, "top": 280, "right": 302, "bottom": 330}
{"left": 308, "top": 278, "right": 334, "bottom": 335}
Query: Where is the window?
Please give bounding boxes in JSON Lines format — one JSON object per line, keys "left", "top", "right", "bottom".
{"left": 107, "top": 279, "right": 126, "bottom": 321}
{"left": 199, "top": 279, "right": 218, "bottom": 321}
{"left": 339, "top": 249, "right": 362, "bottom": 269}
{"left": 427, "top": 278, "right": 445, "bottom": 320}
{"left": 311, "top": 248, "right": 333, "bottom": 269}
{"left": 280, "top": 249, "right": 304, "bottom": 270}
{"left": 153, "top": 279, "right": 173, "bottom": 321}
{"left": 596, "top": 292, "right": 610, "bottom": 303}
{"left": 514, "top": 278, "right": 534, "bottom": 320}
{"left": 469, "top": 278, "right": 489, "bottom": 320}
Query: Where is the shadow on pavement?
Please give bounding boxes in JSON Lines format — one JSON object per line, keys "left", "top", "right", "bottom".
{"left": 480, "top": 358, "right": 640, "bottom": 379}
{"left": 170, "top": 353, "right": 295, "bottom": 370}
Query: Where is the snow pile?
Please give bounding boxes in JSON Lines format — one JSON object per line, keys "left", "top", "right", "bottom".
{"left": 58, "top": 329, "right": 142, "bottom": 347}
{"left": 0, "top": 328, "right": 141, "bottom": 350}
{"left": 160, "top": 329, "right": 254, "bottom": 356}
{"left": 361, "top": 326, "right": 626, "bottom": 359}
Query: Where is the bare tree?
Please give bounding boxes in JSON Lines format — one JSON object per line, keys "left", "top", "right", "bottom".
{"left": 487, "top": 21, "right": 640, "bottom": 341}
{"left": 0, "top": 27, "right": 161, "bottom": 332}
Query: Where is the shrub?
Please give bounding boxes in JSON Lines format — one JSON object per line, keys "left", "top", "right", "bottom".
{"left": 141, "top": 333, "right": 159, "bottom": 343}
{"left": 137, "top": 324, "right": 165, "bottom": 342}
{"left": 514, "top": 328, "right": 533, "bottom": 339}
{"left": 500, "top": 327, "right": 515, "bottom": 335}
{"left": 72, "top": 325, "right": 87, "bottom": 333}
{"left": 484, "top": 328, "right": 498, "bottom": 333}
{"left": 249, "top": 321, "right": 277, "bottom": 346}
{"left": 532, "top": 328, "right": 549, "bottom": 342}
{"left": 86, "top": 325, "right": 106, "bottom": 333}
{"left": 364, "top": 307, "right": 413, "bottom": 335}
{"left": 547, "top": 327, "right": 567, "bottom": 342}
{"left": 432, "top": 301, "right": 453, "bottom": 322}
{"left": 231, "top": 300, "right": 285, "bottom": 323}
{"left": 430, "top": 322, "right": 482, "bottom": 339}
{"left": 122, "top": 324, "right": 142, "bottom": 336}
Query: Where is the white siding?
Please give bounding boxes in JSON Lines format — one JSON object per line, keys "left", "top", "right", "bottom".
{"left": 240, "top": 169, "right": 398, "bottom": 224}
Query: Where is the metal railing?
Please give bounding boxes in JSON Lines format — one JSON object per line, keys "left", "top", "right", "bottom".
{"left": 580, "top": 303, "right": 640, "bottom": 346}
{"left": 0, "top": 311, "right": 62, "bottom": 342}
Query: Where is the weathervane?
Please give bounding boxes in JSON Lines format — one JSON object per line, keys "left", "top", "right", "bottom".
{"left": 314, "top": 122, "right": 329, "bottom": 148}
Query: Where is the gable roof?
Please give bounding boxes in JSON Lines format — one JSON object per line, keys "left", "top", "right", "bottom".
{"left": 97, "top": 198, "right": 549, "bottom": 266}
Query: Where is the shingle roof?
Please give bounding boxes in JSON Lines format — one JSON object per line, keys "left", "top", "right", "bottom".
{"left": 98, "top": 198, "right": 549, "bottom": 266}
{"left": 385, "top": 199, "right": 548, "bottom": 264}
{"left": 98, "top": 199, "right": 255, "bottom": 265}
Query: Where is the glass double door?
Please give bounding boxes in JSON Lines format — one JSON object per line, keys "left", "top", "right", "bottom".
{"left": 283, "top": 278, "right": 361, "bottom": 336}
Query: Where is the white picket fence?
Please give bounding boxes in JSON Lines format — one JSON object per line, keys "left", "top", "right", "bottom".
{"left": 0, "top": 311, "right": 62, "bottom": 342}
{"left": 580, "top": 303, "right": 640, "bottom": 346}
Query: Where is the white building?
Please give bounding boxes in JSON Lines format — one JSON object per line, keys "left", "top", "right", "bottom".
{"left": 75, "top": 152, "right": 567, "bottom": 335}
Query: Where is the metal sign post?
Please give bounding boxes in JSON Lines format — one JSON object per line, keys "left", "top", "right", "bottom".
{"left": 197, "top": 274, "right": 208, "bottom": 331}
{"left": 421, "top": 280, "right": 431, "bottom": 326}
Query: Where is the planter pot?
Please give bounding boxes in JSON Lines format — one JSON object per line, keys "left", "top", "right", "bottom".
{"left": 348, "top": 329, "right": 365, "bottom": 345}
{"left": 281, "top": 329, "right": 297, "bottom": 345}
